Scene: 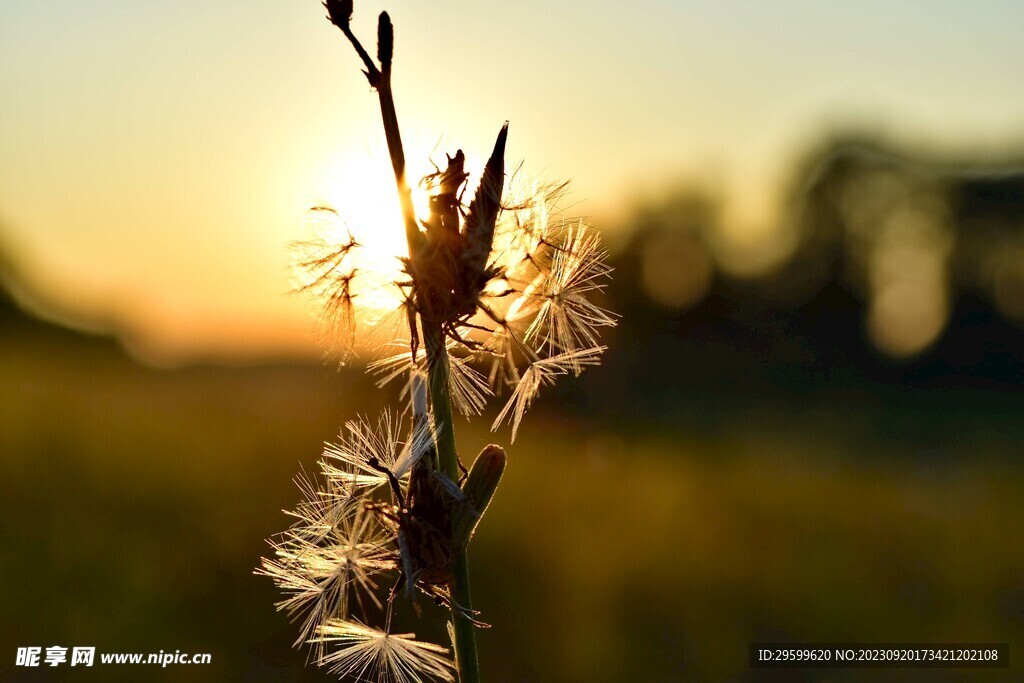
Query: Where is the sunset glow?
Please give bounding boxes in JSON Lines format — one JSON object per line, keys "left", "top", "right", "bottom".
{"left": 301, "top": 141, "right": 497, "bottom": 315}
{"left": 308, "top": 154, "right": 415, "bottom": 300}
{"left": 2, "top": 1, "right": 1023, "bottom": 362}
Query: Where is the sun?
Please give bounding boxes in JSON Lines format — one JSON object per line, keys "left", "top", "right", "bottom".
{"left": 306, "top": 150, "right": 434, "bottom": 313}
{"left": 321, "top": 160, "right": 414, "bottom": 267}
{"left": 297, "top": 135, "right": 497, "bottom": 329}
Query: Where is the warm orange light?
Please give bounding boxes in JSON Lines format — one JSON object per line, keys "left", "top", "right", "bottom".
{"left": 304, "top": 141, "right": 493, "bottom": 316}
{"left": 305, "top": 150, "right": 435, "bottom": 314}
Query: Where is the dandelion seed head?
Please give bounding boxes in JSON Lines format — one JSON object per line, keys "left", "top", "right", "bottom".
{"left": 293, "top": 202, "right": 412, "bottom": 360}
{"left": 257, "top": 488, "right": 395, "bottom": 656}
{"left": 522, "top": 225, "right": 617, "bottom": 356}
{"left": 322, "top": 411, "right": 434, "bottom": 490}
{"left": 314, "top": 619, "right": 456, "bottom": 683}
{"left": 368, "top": 340, "right": 492, "bottom": 418}
{"left": 294, "top": 133, "right": 615, "bottom": 436}
{"left": 492, "top": 345, "right": 607, "bottom": 440}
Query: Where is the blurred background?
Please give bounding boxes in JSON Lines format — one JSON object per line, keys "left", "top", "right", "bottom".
{"left": 3, "top": 1, "right": 1024, "bottom": 680}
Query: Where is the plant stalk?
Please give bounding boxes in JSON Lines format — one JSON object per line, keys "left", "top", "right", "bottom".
{"left": 424, "top": 324, "right": 481, "bottom": 683}
{"left": 337, "top": 22, "right": 420, "bottom": 253}
{"left": 334, "top": 10, "right": 483, "bottom": 681}
{"left": 375, "top": 78, "right": 422, "bottom": 253}
{"left": 366, "top": 55, "right": 481, "bottom": 683}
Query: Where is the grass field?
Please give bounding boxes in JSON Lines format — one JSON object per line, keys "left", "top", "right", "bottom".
{"left": 2, "top": 327, "right": 1023, "bottom": 681}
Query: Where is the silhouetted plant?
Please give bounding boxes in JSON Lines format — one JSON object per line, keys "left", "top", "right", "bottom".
{"left": 258, "top": 2, "right": 615, "bottom": 681}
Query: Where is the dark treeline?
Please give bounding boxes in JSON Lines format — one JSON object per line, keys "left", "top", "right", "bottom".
{"left": 572, "top": 136, "right": 1024, "bottom": 433}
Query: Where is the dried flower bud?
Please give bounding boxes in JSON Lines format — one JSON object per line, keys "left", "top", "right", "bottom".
{"left": 323, "top": 0, "right": 353, "bottom": 29}
{"left": 378, "top": 12, "right": 394, "bottom": 70}
{"left": 460, "top": 123, "right": 508, "bottom": 291}
{"left": 451, "top": 444, "right": 506, "bottom": 547}
{"left": 426, "top": 150, "right": 466, "bottom": 241}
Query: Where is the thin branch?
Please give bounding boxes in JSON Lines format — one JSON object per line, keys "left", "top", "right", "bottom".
{"left": 341, "top": 26, "right": 382, "bottom": 86}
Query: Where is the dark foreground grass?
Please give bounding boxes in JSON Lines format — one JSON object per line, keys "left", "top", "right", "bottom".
{"left": 2, "top": 331, "right": 1022, "bottom": 681}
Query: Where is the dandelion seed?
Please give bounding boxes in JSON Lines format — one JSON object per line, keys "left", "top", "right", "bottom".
{"left": 492, "top": 345, "right": 606, "bottom": 441}
{"left": 292, "top": 203, "right": 414, "bottom": 361}
{"left": 366, "top": 344, "right": 427, "bottom": 392}
{"left": 446, "top": 352, "right": 491, "bottom": 417}
{"left": 284, "top": 467, "right": 350, "bottom": 544}
{"left": 292, "top": 208, "right": 366, "bottom": 358}
{"left": 321, "top": 411, "right": 433, "bottom": 491}
{"left": 369, "top": 341, "right": 492, "bottom": 418}
{"left": 489, "top": 179, "right": 570, "bottom": 274}
{"left": 522, "top": 225, "right": 616, "bottom": 357}
{"left": 257, "top": 491, "right": 395, "bottom": 656}
{"left": 314, "top": 619, "right": 456, "bottom": 683}
{"left": 481, "top": 319, "right": 532, "bottom": 392}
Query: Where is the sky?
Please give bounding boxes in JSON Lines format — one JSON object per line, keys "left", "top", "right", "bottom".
{"left": 2, "top": 0, "right": 1023, "bottom": 362}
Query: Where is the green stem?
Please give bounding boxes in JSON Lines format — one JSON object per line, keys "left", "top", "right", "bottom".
{"left": 338, "top": 24, "right": 420, "bottom": 254}
{"left": 375, "top": 78, "right": 422, "bottom": 253}
{"left": 339, "top": 17, "right": 481, "bottom": 680}
{"left": 424, "top": 325, "right": 480, "bottom": 683}
{"left": 425, "top": 328, "right": 458, "bottom": 479}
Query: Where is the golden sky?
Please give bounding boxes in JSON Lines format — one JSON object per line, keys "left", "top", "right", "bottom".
{"left": 2, "top": 0, "right": 1023, "bottom": 362}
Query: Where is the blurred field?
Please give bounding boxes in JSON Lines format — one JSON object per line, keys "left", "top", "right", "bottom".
{"left": 3, "top": 315, "right": 1023, "bottom": 682}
